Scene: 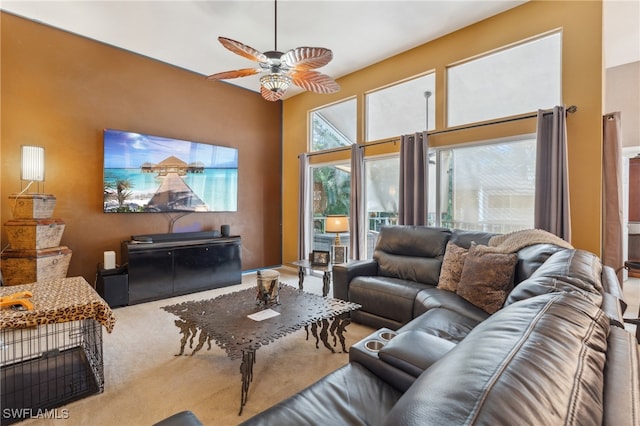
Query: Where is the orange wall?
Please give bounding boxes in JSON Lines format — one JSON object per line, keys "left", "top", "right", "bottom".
{"left": 282, "top": 0, "right": 604, "bottom": 262}
{"left": 1, "top": 12, "right": 283, "bottom": 284}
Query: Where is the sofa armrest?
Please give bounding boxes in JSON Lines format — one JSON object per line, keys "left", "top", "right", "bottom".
{"left": 602, "top": 265, "right": 627, "bottom": 311}
{"left": 603, "top": 327, "right": 640, "bottom": 426}
{"left": 349, "top": 328, "right": 417, "bottom": 392}
{"left": 378, "top": 330, "right": 456, "bottom": 378}
{"left": 601, "top": 293, "right": 624, "bottom": 328}
{"left": 332, "top": 259, "right": 379, "bottom": 301}
{"left": 239, "top": 363, "right": 401, "bottom": 426}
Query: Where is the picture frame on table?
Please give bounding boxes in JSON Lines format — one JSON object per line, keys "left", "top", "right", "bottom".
{"left": 310, "top": 250, "right": 330, "bottom": 266}
{"left": 331, "top": 245, "right": 348, "bottom": 264}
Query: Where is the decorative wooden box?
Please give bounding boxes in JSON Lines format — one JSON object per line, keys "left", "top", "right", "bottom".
{"left": 4, "top": 219, "right": 66, "bottom": 250}
{"left": 8, "top": 194, "right": 57, "bottom": 219}
{"left": 0, "top": 247, "right": 72, "bottom": 286}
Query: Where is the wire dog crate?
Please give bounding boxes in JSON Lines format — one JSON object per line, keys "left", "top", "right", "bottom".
{"left": 1, "top": 319, "right": 104, "bottom": 425}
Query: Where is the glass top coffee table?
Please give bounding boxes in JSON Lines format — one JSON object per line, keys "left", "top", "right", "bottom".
{"left": 162, "top": 284, "right": 360, "bottom": 415}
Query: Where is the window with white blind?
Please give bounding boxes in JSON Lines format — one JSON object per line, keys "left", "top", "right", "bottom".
{"left": 447, "top": 32, "right": 561, "bottom": 126}
{"left": 366, "top": 73, "right": 435, "bottom": 142}
{"left": 310, "top": 98, "right": 356, "bottom": 152}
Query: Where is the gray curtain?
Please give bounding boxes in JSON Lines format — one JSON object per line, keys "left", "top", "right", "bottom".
{"left": 350, "top": 144, "right": 365, "bottom": 260}
{"left": 534, "top": 106, "right": 571, "bottom": 241}
{"left": 602, "top": 112, "right": 624, "bottom": 280}
{"left": 297, "top": 154, "right": 311, "bottom": 260}
{"left": 399, "top": 131, "right": 429, "bottom": 225}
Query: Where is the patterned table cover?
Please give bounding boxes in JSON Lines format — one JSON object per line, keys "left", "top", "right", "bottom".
{"left": 0, "top": 276, "right": 116, "bottom": 333}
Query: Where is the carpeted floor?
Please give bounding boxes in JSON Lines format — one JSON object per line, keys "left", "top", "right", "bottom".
{"left": 19, "top": 268, "right": 373, "bottom": 426}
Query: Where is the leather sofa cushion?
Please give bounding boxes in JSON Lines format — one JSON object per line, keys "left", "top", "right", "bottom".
{"left": 378, "top": 330, "right": 456, "bottom": 377}
{"left": 350, "top": 276, "right": 429, "bottom": 325}
{"left": 514, "top": 243, "right": 565, "bottom": 284}
{"left": 399, "top": 307, "right": 484, "bottom": 343}
{"left": 384, "top": 292, "right": 610, "bottom": 425}
{"left": 374, "top": 226, "right": 451, "bottom": 285}
{"left": 506, "top": 249, "right": 604, "bottom": 307}
{"left": 413, "top": 287, "right": 490, "bottom": 323}
{"left": 351, "top": 310, "right": 404, "bottom": 331}
{"left": 239, "top": 363, "right": 402, "bottom": 426}
{"left": 449, "top": 228, "right": 494, "bottom": 248}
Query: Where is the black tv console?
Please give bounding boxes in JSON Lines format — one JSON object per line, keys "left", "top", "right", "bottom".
{"left": 121, "top": 231, "right": 242, "bottom": 305}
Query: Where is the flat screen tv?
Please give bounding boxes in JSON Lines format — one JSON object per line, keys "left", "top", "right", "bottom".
{"left": 103, "top": 129, "right": 238, "bottom": 213}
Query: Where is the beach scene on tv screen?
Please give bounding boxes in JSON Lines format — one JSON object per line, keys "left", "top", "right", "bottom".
{"left": 103, "top": 129, "right": 238, "bottom": 213}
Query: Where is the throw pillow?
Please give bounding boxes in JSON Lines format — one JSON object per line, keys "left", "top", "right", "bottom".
{"left": 456, "top": 244, "right": 518, "bottom": 314}
{"left": 437, "top": 241, "right": 468, "bottom": 292}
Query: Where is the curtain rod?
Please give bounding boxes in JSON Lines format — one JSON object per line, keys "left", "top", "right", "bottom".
{"left": 301, "top": 145, "right": 352, "bottom": 158}
{"left": 429, "top": 105, "right": 577, "bottom": 137}
{"left": 301, "top": 105, "right": 577, "bottom": 158}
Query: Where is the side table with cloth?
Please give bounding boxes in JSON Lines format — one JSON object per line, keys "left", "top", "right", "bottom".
{"left": 0, "top": 277, "right": 116, "bottom": 425}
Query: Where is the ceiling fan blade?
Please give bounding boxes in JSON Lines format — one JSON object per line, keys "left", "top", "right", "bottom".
{"left": 282, "top": 47, "right": 333, "bottom": 70}
{"left": 290, "top": 70, "right": 340, "bottom": 94}
{"left": 260, "top": 86, "right": 286, "bottom": 102}
{"left": 218, "top": 37, "right": 268, "bottom": 63}
{"left": 206, "top": 68, "right": 261, "bottom": 81}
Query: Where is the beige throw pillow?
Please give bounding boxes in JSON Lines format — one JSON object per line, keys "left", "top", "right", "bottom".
{"left": 437, "top": 241, "right": 468, "bottom": 292}
{"left": 456, "top": 244, "right": 518, "bottom": 314}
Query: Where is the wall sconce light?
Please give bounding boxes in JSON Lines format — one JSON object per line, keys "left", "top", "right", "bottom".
{"left": 21, "top": 145, "right": 45, "bottom": 183}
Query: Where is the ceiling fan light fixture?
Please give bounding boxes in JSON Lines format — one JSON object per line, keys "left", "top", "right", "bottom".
{"left": 260, "top": 73, "right": 291, "bottom": 93}
{"left": 208, "top": 0, "right": 338, "bottom": 100}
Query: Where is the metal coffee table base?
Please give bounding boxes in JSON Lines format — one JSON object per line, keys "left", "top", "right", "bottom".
{"left": 162, "top": 285, "right": 360, "bottom": 416}
{"left": 238, "top": 314, "right": 352, "bottom": 415}
{"left": 307, "top": 315, "right": 352, "bottom": 353}
{"left": 240, "top": 350, "right": 256, "bottom": 414}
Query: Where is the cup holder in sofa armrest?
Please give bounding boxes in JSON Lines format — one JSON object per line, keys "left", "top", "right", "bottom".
{"left": 350, "top": 328, "right": 416, "bottom": 393}
{"left": 361, "top": 331, "right": 398, "bottom": 352}
{"left": 365, "top": 340, "right": 386, "bottom": 352}
{"left": 379, "top": 330, "right": 397, "bottom": 341}
{"left": 378, "top": 330, "right": 456, "bottom": 378}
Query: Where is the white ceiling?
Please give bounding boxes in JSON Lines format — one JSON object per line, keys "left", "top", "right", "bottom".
{"left": 2, "top": 1, "right": 639, "bottom": 99}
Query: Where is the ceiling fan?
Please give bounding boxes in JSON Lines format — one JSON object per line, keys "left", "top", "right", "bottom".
{"left": 206, "top": 0, "right": 340, "bottom": 101}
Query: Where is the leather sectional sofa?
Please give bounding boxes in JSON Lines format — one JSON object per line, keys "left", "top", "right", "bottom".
{"left": 241, "top": 226, "right": 640, "bottom": 425}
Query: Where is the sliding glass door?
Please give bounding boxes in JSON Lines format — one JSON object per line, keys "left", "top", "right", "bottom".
{"left": 364, "top": 156, "right": 399, "bottom": 258}
{"left": 310, "top": 163, "right": 351, "bottom": 253}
